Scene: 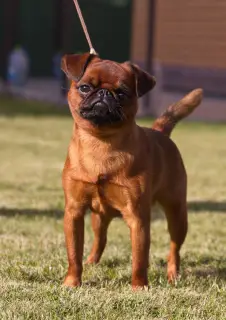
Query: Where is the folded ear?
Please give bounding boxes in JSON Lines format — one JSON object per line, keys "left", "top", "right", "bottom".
{"left": 61, "top": 53, "right": 99, "bottom": 80}
{"left": 122, "top": 62, "right": 156, "bottom": 97}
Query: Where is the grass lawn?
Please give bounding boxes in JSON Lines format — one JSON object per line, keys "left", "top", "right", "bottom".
{"left": 0, "top": 97, "right": 226, "bottom": 319}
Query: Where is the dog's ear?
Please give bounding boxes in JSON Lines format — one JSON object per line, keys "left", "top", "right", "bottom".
{"left": 122, "top": 62, "right": 156, "bottom": 97}
{"left": 61, "top": 53, "right": 99, "bottom": 80}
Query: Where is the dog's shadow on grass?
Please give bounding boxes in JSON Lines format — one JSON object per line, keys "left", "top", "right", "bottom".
{"left": 0, "top": 207, "right": 164, "bottom": 221}
{"left": 183, "top": 256, "right": 226, "bottom": 281}
{"left": 188, "top": 200, "right": 226, "bottom": 213}
{"left": 192, "top": 267, "right": 226, "bottom": 281}
{"left": 0, "top": 200, "right": 225, "bottom": 221}
{"left": 0, "top": 207, "right": 64, "bottom": 219}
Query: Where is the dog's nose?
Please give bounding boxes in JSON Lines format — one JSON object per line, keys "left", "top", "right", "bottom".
{"left": 98, "top": 89, "right": 112, "bottom": 98}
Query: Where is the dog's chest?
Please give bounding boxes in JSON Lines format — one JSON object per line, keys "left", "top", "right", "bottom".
{"left": 68, "top": 146, "right": 151, "bottom": 214}
{"left": 89, "top": 174, "right": 128, "bottom": 214}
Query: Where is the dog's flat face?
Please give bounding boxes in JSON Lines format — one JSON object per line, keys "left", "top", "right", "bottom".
{"left": 61, "top": 53, "right": 156, "bottom": 130}
{"left": 72, "top": 58, "right": 136, "bottom": 127}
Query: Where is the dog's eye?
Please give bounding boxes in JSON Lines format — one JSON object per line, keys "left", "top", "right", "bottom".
{"left": 115, "top": 89, "right": 127, "bottom": 99}
{"left": 78, "top": 85, "right": 92, "bottom": 94}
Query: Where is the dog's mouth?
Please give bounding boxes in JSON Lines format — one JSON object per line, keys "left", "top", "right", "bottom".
{"left": 79, "top": 99, "right": 125, "bottom": 126}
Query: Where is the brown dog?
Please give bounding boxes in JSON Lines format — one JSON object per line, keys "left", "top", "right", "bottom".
{"left": 61, "top": 52, "right": 203, "bottom": 289}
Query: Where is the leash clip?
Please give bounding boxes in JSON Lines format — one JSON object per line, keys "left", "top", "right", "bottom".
{"left": 90, "top": 48, "right": 98, "bottom": 56}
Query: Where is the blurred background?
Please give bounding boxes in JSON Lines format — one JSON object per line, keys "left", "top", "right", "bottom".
{"left": 1, "top": 0, "right": 226, "bottom": 120}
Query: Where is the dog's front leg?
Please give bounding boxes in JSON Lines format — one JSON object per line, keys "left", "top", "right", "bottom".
{"left": 124, "top": 212, "right": 151, "bottom": 289}
{"left": 63, "top": 205, "right": 85, "bottom": 287}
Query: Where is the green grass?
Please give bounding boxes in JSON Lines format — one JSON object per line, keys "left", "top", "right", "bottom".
{"left": 0, "top": 97, "right": 226, "bottom": 320}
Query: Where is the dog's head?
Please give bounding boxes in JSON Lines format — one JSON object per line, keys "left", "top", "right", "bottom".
{"left": 61, "top": 53, "right": 155, "bottom": 131}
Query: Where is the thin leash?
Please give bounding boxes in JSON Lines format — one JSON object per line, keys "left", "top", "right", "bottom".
{"left": 72, "top": 0, "right": 98, "bottom": 55}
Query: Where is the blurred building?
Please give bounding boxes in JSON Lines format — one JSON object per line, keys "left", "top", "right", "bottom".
{"left": 1, "top": 0, "right": 226, "bottom": 119}
{"left": 131, "top": 0, "right": 226, "bottom": 97}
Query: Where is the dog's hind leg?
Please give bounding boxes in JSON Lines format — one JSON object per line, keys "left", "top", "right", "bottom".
{"left": 86, "top": 213, "right": 112, "bottom": 264}
{"left": 159, "top": 198, "right": 188, "bottom": 282}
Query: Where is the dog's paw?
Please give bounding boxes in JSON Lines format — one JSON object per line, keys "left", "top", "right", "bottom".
{"left": 63, "top": 275, "right": 81, "bottom": 288}
{"left": 167, "top": 252, "right": 180, "bottom": 284}
{"left": 167, "top": 265, "right": 179, "bottom": 284}
{"left": 85, "top": 255, "right": 99, "bottom": 265}
{"left": 132, "top": 284, "right": 149, "bottom": 292}
{"left": 131, "top": 276, "right": 149, "bottom": 291}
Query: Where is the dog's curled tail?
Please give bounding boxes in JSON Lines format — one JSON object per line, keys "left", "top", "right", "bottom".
{"left": 152, "top": 89, "right": 203, "bottom": 137}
